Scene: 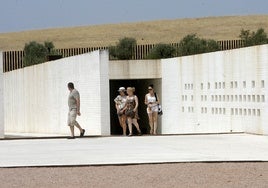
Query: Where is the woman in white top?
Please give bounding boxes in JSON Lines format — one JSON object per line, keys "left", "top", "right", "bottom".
{"left": 144, "top": 84, "right": 159, "bottom": 135}
{"left": 114, "top": 87, "right": 127, "bottom": 135}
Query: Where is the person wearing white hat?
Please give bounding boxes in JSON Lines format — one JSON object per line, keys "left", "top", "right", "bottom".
{"left": 114, "top": 87, "right": 127, "bottom": 135}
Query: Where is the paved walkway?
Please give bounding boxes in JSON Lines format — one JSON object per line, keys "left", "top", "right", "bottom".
{"left": 0, "top": 134, "right": 268, "bottom": 168}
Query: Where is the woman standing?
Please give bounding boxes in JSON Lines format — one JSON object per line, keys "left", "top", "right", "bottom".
{"left": 124, "top": 87, "right": 142, "bottom": 136}
{"left": 114, "top": 87, "right": 127, "bottom": 135}
{"left": 144, "top": 84, "right": 159, "bottom": 135}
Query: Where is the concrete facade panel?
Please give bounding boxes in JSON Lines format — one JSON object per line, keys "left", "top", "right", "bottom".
{"left": 0, "top": 52, "right": 3, "bottom": 138}
{"left": 4, "top": 50, "right": 110, "bottom": 136}
{"left": 161, "top": 45, "right": 268, "bottom": 135}
{"left": 109, "top": 59, "right": 161, "bottom": 79}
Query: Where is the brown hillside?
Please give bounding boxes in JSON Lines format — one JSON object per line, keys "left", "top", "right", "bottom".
{"left": 0, "top": 15, "right": 268, "bottom": 51}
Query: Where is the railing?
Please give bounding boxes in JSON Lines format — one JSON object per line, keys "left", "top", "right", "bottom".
{"left": 2, "top": 40, "right": 245, "bottom": 72}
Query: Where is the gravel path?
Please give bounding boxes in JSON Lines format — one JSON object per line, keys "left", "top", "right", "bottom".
{"left": 0, "top": 162, "right": 268, "bottom": 188}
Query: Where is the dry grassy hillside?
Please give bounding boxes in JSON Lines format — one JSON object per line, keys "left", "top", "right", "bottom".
{"left": 0, "top": 15, "right": 268, "bottom": 51}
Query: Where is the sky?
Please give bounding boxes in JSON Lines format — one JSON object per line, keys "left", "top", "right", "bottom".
{"left": 0, "top": 0, "right": 268, "bottom": 33}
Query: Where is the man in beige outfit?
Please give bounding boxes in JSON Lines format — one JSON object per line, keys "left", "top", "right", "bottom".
{"left": 67, "top": 82, "right": 85, "bottom": 139}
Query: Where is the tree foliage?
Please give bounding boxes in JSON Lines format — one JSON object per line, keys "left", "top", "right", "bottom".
{"left": 178, "top": 34, "right": 220, "bottom": 56}
{"left": 24, "top": 41, "right": 56, "bottom": 66}
{"left": 109, "top": 37, "right": 137, "bottom": 60}
{"left": 147, "top": 43, "right": 176, "bottom": 59}
{"left": 239, "top": 28, "right": 268, "bottom": 47}
{"left": 44, "top": 41, "right": 55, "bottom": 54}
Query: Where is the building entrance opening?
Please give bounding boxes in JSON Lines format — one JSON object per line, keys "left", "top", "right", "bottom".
{"left": 109, "top": 79, "right": 162, "bottom": 135}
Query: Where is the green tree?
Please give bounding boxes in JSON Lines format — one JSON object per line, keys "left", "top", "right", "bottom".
{"left": 24, "top": 41, "right": 49, "bottom": 66}
{"left": 147, "top": 43, "right": 177, "bottom": 59}
{"left": 206, "top": 39, "right": 221, "bottom": 52}
{"left": 239, "top": 28, "right": 268, "bottom": 47}
{"left": 109, "top": 37, "right": 137, "bottom": 60}
{"left": 108, "top": 45, "right": 117, "bottom": 60}
{"left": 24, "top": 41, "right": 57, "bottom": 66}
{"left": 44, "top": 41, "right": 55, "bottom": 54}
{"left": 178, "top": 34, "right": 220, "bottom": 56}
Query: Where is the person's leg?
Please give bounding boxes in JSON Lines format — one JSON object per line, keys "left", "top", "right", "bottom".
{"left": 118, "top": 115, "right": 125, "bottom": 135}
{"left": 74, "top": 121, "right": 85, "bottom": 136}
{"left": 127, "top": 118, "right": 133, "bottom": 136}
{"left": 152, "top": 112, "right": 158, "bottom": 135}
{"left": 74, "top": 121, "right": 83, "bottom": 132}
{"left": 121, "top": 115, "right": 127, "bottom": 136}
{"left": 132, "top": 119, "right": 142, "bottom": 135}
{"left": 67, "top": 111, "right": 75, "bottom": 137}
{"left": 69, "top": 126, "right": 75, "bottom": 137}
{"left": 69, "top": 109, "right": 85, "bottom": 137}
{"left": 147, "top": 112, "right": 153, "bottom": 134}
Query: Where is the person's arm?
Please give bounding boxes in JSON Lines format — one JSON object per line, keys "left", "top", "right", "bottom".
{"left": 114, "top": 96, "right": 120, "bottom": 112}
{"left": 74, "top": 91, "right": 81, "bottom": 116}
{"left": 134, "top": 96, "right": 138, "bottom": 112}
{"left": 76, "top": 97, "right": 81, "bottom": 116}
{"left": 115, "top": 103, "right": 119, "bottom": 111}
{"left": 156, "top": 93, "right": 160, "bottom": 104}
{"left": 122, "top": 97, "right": 128, "bottom": 111}
{"left": 144, "top": 94, "right": 148, "bottom": 105}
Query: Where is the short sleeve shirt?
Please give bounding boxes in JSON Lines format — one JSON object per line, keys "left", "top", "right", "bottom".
{"left": 68, "top": 89, "right": 80, "bottom": 110}
{"left": 114, "top": 95, "right": 127, "bottom": 110}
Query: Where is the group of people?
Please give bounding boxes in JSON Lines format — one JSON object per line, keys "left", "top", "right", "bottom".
{"left": 66, "top": 82, "right": 160, "bottom": 138}
{"left": 114, "top": 84, "right": 160, "bottom": 136}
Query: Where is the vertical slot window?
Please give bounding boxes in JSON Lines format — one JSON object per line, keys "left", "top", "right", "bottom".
{"left": 252, "top": 81, "right": 255, "bottom": 88}
{"left": 261, "top": 80, "right": 265, "bottom": 88}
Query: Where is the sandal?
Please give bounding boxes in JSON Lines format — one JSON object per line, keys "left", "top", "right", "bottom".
{"left": 80, "top": 129, "right": 85, "bottom": 137}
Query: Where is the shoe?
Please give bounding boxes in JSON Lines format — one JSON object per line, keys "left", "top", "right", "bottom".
{"left": 128, "top": 134, "right": 133, "bottom": 137}
{"left": 80, "top": 129, "right": 85, "bottom": 137}
{"left": 67, "top": 136, "right": 75, "bottom": 139}
{"left": 137, "top": 131, "right": 142, "bottom": 136}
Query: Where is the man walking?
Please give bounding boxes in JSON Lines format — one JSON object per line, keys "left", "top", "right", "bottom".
{"left": 67, "top": 82, "right": 85, "bottom": 139}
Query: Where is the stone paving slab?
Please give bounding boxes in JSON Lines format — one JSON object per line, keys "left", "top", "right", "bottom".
{"left": 0, "top": 134, "right": 268, "bottom": 168}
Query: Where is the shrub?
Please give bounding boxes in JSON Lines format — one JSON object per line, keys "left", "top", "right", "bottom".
{"left": 147, "top": 43, "right": 177, "bottom": 59}
{"left": 109, "top": 37, "right": 137, "bottom": 60}
{"left": 239, "top": 28, "right": 268, "bottom": 47}
{"left": 178, "top": 34, "right": 220, "bottom": 56}
{"left": 24, "top": 41, "right": 49, "bottom": 66}
{"left": 24, "top": 41, "right": 58, "bottom": 66}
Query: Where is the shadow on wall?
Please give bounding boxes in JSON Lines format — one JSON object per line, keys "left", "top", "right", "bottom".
{"left": 109, "top": 79, "right": 162, "bottom": 135}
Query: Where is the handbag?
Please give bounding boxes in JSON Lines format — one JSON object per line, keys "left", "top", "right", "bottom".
{"left": 158, "top": 104, "right": 163, "bottom": 115}
{"left": 125, "top": 108, "right": 135, "bottom": 118}
{"left": 154, "top": 92, "right": 163, "bottom": 115}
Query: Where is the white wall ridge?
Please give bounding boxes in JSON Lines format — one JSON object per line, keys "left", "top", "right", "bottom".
{"left": 0, "top": 52, "right": 4, "bottom": 138}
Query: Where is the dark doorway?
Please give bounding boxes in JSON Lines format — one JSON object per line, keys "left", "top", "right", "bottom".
{"left": 110, "top": 79, "right": 160, "bottom": 135}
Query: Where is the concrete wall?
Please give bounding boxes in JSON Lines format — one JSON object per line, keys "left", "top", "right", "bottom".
{"left": 0, "top": 52, "right": 4, "bottom": 138}
{"left": 109, "top": 59, "right": 161, "bottom": 79}
{"left": 4, "top": 50, "right": 110, "bottom": 136}
{"left": 3, "top": 45, "right": 268, "bottom": 136}
{"left": 161, "top": 45, "right": 268, "bottom": 135}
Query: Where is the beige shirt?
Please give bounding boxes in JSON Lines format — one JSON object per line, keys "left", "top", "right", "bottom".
{"left": 68, "top": 89, "right": 80, "bottom": 110}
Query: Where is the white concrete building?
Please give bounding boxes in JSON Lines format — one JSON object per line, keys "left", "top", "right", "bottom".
{"left": 1, "top": 45, "right": 268, "bottom": 137}
{"left": 0, "top": 52, "right": 4, "bottom": 138}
